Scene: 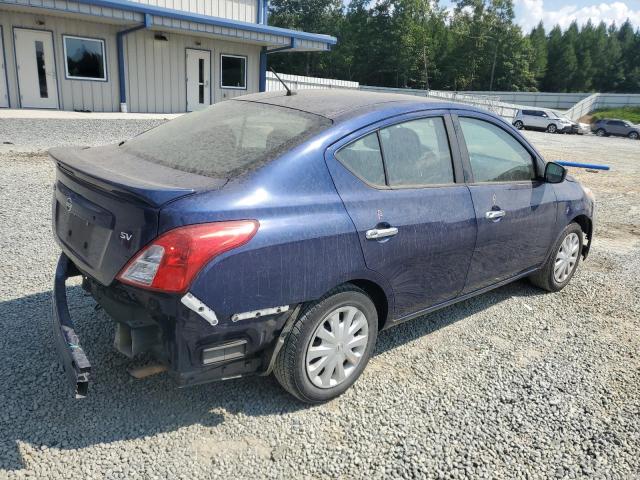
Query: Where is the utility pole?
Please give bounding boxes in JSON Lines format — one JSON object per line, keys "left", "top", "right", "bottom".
{"left": 489, "top": 39, "right": 498, "bottom": 91}
{"left": 423, "top": 46, "right": 430, "bottom": 90}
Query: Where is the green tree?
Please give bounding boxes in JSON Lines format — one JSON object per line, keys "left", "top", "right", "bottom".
{"left": 266, "top": 0, "right": 640, "bottom": 93}
{"left": 528, "top": 22, "right": 547, "bottom": 87}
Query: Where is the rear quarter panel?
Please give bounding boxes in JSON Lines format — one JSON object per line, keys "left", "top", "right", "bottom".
{"left": 159, "top": 131, "right": 394, "bottom": 321}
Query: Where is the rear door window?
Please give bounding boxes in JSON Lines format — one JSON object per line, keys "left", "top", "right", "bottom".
{"left": 121, "top": 100, "right": 331, "bottom": 178}
{"left": 378, "top": 117, "right": 454, "bottom": 187}
{"left": 335, "top": 133, "right": 386, "bottom": 187}
{"left": 459, "top": 117, "right": 536, "bottom": 183}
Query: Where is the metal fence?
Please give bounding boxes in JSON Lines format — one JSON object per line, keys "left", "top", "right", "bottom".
{"left": 356, "top": 86, "right": 520, "bottom": 120}
{"left": 462, "top": 91, "right": 640, "bottom": 113}
{"left": 270, "top": 72, "right": 639, "bottom": 122}
{"left": 460, "top": 92, "right": 591, "bottom": 109}
{"left": 266, "top": 72, "right": 359, "bottom": 92}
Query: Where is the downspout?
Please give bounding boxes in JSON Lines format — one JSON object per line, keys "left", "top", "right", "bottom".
{"left": 258, "top": 0, "right": 268, "bottom": 92}
{"left": 117, "top": 14, "right": 152, "bottom": 113}
{"left": 259, "top": 38, "right": 296, "bottom": 93}
{"left": 257, "top": 0, "right": 264, "bottom": 24}
{"left": 259, "top": 47, "right": 268, "bottom": 92}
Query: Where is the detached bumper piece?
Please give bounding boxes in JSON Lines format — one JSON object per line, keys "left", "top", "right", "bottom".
{"left": 52, "top": 253, "right": 91, "bottom": 398}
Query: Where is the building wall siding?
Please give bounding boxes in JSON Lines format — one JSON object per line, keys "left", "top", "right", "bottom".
{"left": 0, "top": 11, "right": 121, "bottom": 111}
{"left": 125, "top": 29, "right": 260, "bottom": 113}
{"left": 127, "top": 0, "right": 258, "bottom": 23}
{"left": 0, "top": 9, "right": 260, "bottom": 112}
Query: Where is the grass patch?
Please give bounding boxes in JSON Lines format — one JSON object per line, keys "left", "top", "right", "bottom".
{"left": 591, "top": 107, "right": 640, "bottom": 124}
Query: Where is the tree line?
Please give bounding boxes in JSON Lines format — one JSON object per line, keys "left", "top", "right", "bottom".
{"left": 267, "top": 0, "right": 640, "bottom": 93}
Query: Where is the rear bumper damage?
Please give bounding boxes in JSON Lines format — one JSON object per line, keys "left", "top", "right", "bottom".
{"left": 52, "top": 253, "right": 91, "bottom": 398}
{"left": 52, "top": 253, "right": 298, "bottom": 398}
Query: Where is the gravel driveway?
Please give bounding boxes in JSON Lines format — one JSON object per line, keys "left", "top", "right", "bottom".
{"left": 0, "top": 120, "right": 638, "bottom": 479}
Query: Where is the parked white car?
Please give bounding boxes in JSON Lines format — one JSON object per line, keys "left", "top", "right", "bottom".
{"left": 512, "top": 109, "right": 575, "bottom": 134}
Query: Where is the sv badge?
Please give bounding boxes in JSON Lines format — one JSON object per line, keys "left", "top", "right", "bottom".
{"left": 120, "top": 231, "right": 134, "bottom": 248}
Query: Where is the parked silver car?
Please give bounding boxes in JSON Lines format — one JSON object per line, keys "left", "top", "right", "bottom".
{"left": 591, "top": 119, "right": 640, "bottom": 139}
{"left": 512, "top": 109, "right": 574, "bottom": 134}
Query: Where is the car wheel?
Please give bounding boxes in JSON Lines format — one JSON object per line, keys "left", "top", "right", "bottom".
{"left": 513, "top": 120, "right": 524, "bottom": 130}
{"left": 529, "top": 223, "right": 583, "bottom": 292}
{"left": 596, "top": 128, "right": 606, "bottom": 137}
{"left": 629, "top": 131, "right": 639, "bottom": 140}
{"left": 547, "top": 124, "right": 557, "bottom": 134}
{"left": 273, "top": 284, "right": 378, "bottom": 403}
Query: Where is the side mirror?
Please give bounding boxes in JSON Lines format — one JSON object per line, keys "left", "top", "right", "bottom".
{"left": 544, "top": 162, "right": 567, "bottom": 184}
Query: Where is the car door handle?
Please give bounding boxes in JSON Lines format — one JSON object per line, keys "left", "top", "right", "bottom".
{"left": 485, "top": 210, "right": 506, "bottom": 220}
{"left": 365, "top": 227, "right": 398, "bottom": 240}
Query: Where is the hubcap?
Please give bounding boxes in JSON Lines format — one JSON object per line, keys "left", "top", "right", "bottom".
{"left": 305, "top": 306, "right": 369, "bottom": 389}
{"left": 554, "top": 232, "right": 580, "bottom": 283}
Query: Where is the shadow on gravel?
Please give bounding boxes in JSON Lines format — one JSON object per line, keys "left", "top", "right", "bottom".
{"left": 0, "top": 287, "right": 301, "bottom": 471}
{"left": 374, "top": 279, "right": 546, "bottom": 356}
{"left": 0, "top": 280, "right": 544, "bottom": 471}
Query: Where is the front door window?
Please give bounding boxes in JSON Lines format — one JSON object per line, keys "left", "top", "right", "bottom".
{"left": 458, "top": 117, "right": 536, "bottom": 183}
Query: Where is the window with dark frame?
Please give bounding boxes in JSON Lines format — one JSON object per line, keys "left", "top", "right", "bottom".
{"left": 335, "top": 132, "right": 386, "bottom": 187}
{"left": 34, "top": 40, "right": 48, "bottom": 98}
{"left": 378, "top": 117, "right": 454, "bottom": 187}
{"left": 459, "top": 117, "right": 536, "bottom": 183}
{"left": 221, "top": 54, "right": 246, "bottom": 89}
{"left": 335, "top": 117, "right": 455, "bottom": 188}
{"left": 198, "top": 58, "right": 205, "bottom": 104}
{"left": 63, "top": 36, "right": 106, "bottom": 81}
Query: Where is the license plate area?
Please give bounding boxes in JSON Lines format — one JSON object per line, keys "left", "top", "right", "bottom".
{"left": 55, "top": 182, "right": 114, "bottom": 268}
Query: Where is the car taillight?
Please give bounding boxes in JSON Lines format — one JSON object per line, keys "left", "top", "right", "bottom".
{"left": 117, "top": 220, "right": 259, "bottom": 293}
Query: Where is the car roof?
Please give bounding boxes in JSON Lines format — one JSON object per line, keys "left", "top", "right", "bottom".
{"left": 234, "top": 89, "right": 465, "bottom": 121}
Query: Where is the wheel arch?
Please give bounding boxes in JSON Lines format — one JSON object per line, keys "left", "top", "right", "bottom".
{"left": 571, "top": 214, "right": 593, "bottom": 258}
{"left": 347, "top": 279, "right": 392, "bottom": 331}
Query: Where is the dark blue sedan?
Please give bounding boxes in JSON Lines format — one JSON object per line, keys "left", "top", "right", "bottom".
{"left": 51, "top": 90, "right": 595, "bottom": 402}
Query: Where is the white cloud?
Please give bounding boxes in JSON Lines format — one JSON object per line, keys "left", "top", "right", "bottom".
{"left": 517, "top": 0, "right": 640, "bottom": 32}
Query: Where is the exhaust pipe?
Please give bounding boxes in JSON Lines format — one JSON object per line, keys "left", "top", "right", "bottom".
{"left": 114, "top": 323, "right": 160, "bottom": 358}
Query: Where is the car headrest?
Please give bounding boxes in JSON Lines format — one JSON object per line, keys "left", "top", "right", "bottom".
{"left": 384, "top": 127, "right": 422, "bottom": 163}
{"left": 362, "top": 133, "right": 380, "bottom": 150}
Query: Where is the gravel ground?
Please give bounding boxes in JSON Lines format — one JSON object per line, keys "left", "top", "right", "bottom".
{"left": 0, "top": 119, "right": 165, "bottom": 151}
{"left": 0, "top": 121, "right": 638, "bottom": 479}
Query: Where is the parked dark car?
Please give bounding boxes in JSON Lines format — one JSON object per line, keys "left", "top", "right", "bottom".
{"left": 591, "top": 118, "right": 640, "bottom": 139}
{"left": 51, "top": 90, "right": 595, "bottom": 403}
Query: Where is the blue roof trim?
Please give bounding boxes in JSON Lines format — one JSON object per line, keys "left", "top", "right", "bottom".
{"left": 78, "top": 0, "right": 337, "bottom": 45}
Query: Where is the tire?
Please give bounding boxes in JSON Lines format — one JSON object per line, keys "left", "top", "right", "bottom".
{"left": 629, "top": 131, "right": 639, "bottom": 140}
{"left": 273, "top": 284, "right": 378, "bottom": 403}
{"left": 529, "top": 223, "right": 583, "bottom": 292}
{"left": 547, "top": 124, "right": 557, "bottom": 134}
{"left": 596, "top": 128, "right": 606, "bottom": 137}
{"left": 513, "top": 120, "right": 524, "bottom": 130}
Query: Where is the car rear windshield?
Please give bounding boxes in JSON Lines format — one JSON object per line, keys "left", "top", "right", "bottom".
{"left": 121, "top": 100, "right": 332, "bottom": 178}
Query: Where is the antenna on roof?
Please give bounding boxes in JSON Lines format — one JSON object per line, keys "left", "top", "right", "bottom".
{"left": 270, "top": 67, "right": 296, "bottom": 96}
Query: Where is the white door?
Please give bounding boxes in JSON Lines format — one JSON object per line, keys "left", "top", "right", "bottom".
{"left": 0, "top": 28, "right": 9, "bottom": 108}
{"left": 14, "top": 29, "right": 59, "bottom": 109}
{"left": 186, "top": 49, "right": 210, "bottom": 112}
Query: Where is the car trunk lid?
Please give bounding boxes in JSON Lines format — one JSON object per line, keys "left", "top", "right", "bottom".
{"left": 50, "top": 145, "right": 226, "bottom": 286}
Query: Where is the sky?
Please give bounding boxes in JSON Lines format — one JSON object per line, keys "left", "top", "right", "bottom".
{"left": 344, "top": 0, "right": 640, "bottom": 33}
{"left": 512, "top": 0, "right": 640, "bottom": 32}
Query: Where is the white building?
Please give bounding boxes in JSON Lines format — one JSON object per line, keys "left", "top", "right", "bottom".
{"left": 0, "top": 0, "right": 336, "bottom": 112}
